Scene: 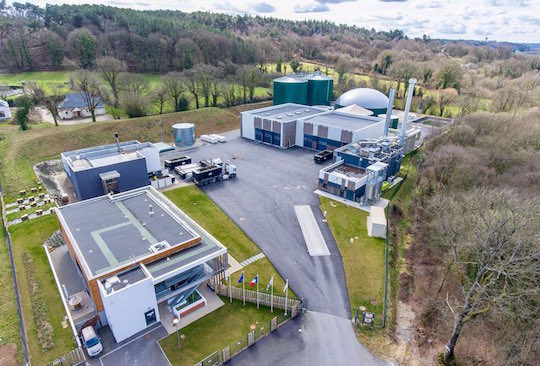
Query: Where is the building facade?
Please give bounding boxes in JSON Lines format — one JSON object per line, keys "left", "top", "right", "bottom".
{"left": 55, "top": 186, "right": 228, "bottom": 342}
{"left": 58, "top": 93, "right": 106, "bottom": 120}
{"left": 62, "top": 140, "right": 160, "bottom": 200}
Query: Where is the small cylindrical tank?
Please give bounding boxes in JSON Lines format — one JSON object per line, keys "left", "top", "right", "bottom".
{"left": 172, "top": 123, "right": 195, "bottom": 148}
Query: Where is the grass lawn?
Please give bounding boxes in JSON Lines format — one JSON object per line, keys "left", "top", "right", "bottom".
{"left": 319, "top": 197, "right": 385, "bottom": 324}
{"left": 6, "top": 202, "right": 56, "bottom": 222}
{"left": 159, "top": 298, "right": 280, "bottom": 366}
{"left": 0, "top": 107, "right": 239, "bottom": 201}
{"left": 164, "top": 186, "right": 293, "bottom": 298}
{"left": 0, "top": 217, "right": 23, "bottom": 364}
{"left": 8, "top": 215, "right": 76, "bottom": 365}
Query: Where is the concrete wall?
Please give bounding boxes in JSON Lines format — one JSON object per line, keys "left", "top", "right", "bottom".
{"left": 99, "top": 277, "right": 159, "bottom": 343}
{"left": 59, "top": 107, "right": 106, "bottom": 120}
{"left": 137, "top": 146, "right": 161, "bottom": 173}
{"left": 69, "top": 158, "right": 149, "bottom": 200}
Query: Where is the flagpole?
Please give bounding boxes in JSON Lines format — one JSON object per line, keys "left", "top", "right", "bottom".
{"left": 229, "top": 272, "right": 232, "bottom": 303}
{"left": 256, "top": 274, "right": 259, "bottom": 309}
{"left": 242, "top": 271, "right": 245, "bottom": 306}
{"left": 271, "top": 280, "right": 274, "bottom": 312}
{"left": 284, "top": 279, "right": 288, "bottom": 316}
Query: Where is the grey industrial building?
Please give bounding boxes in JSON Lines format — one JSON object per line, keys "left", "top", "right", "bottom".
{"left": 61, "top": 140, "right": 161, "bottom": 200}
{"left": 240, "top": 103, "right": 385, "bottom": 150}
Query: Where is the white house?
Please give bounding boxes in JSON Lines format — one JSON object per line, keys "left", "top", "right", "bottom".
{"left": 0, "top": 100, "right": 11, "bottom": 120}
{"left": 57, "top": 93, "right": 106, "bottom": 120}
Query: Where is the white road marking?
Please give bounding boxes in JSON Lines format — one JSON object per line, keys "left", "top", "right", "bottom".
{"left": 294, "top": 205, "right": 330, "bottom": 256}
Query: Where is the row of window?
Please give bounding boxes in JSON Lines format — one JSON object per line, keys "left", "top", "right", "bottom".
{"left": 255, "top": 128, "right": 281, "bottom": 146}
{"left": 303, "top": 134, "right": 345, "bottom": 151}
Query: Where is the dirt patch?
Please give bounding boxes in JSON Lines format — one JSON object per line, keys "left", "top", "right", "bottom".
{"left": 33, "top": 159, "right": 64, "bottom": 199}
{"left": 0, "top": 343, "right": 18, "bottom": 366}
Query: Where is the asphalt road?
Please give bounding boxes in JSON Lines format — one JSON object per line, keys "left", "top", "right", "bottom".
{"left": 162, "top": 131, "right": 392, "bottom": 365}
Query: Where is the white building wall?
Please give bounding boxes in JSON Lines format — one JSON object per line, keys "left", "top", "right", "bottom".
{"left": 295, "top": 120, "right": 304, "bottom": 147}
{"left": 99, "top": 277, "right": 159, "bottom": 343}
{"left": 327, "top": 126, "right": 342, "bottom": 141}
{"left": 138, "top": 145, "right": 161, "bottom": 173}
{"left": 352, "top": 121, "right": 385, "bottom": 142}
{"left": 0, "top": 106, "right": 11, "bottom": 120}
{"left": 241, "top": 113, "right": 255, "bottom": 140}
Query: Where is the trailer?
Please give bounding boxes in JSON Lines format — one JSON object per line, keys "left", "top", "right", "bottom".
{"left": 314, "top": 150, "right": 333, "bottom": 164}
{"left": 174, "top": 163, "right": 200, "bottom": 179}
{"left": 164, "top": 156, "right": 192, "bottom": 169}
{"left": 193, "top": 162, "right": 237, "bottom": 186}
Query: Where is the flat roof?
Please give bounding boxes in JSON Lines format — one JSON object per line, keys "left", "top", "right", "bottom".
{"left": 329, "top": 164, "right": 366, "bottom": 179}
{"left": 303, "top": 111, "right": 383, "bottom": 131}
{"left": 101, "top": 265, "right": 147, "bottom": 295}
{"left": 247, "top": 103, "right": 327, "bottom": 123}
{"left": 57, "top": 187, "right": 201, "bottom": 278}
{"left": 62, "top": 140, "right": 157, "bottom": 172}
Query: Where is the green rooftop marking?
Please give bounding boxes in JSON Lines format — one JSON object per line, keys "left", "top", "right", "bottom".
{"left": 116, "top": 201, "right": 158, "bottom": 245}
{"left": 90, "top": 221, "right": 133, "bottom": 267}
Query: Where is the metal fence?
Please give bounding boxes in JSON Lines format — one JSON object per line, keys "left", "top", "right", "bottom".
{"left": 44, "top": 347, "right": 86, "bottom": 366}
{"left": 194, "top": 285, "right": 301, "bottom": 366}
{"left": 215, "top": 283, "right": 300, "bottom": 313}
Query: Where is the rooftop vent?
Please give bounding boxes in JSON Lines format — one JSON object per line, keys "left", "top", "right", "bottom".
{"left": 276, "top": 115, "right": 283, "bottom": 119}
{"left": 149, "top": 204, "right": 154, "bottom": 216}
{"left": 286, "top": 113, "right": 293, "bottom": 117}
{"left": 150, "top": 241, "right": 171, "bottom": 253}
{"left": 295, "top": 111, "right": 302, "bottom": 115}
{"left": 304, "top": 108, "right": 310, "bottom": 112}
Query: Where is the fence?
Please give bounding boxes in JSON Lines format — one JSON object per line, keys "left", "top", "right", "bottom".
{"left": 215, "top": 283, "right": 300, "bottom": 313}
{"left": 45, "top": 347, "right": 86, "bottom": 366}
{"left": 194, "top": 285, "right": 301, "bottom": 366}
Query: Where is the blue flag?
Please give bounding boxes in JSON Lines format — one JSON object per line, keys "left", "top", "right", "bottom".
{"left": 238, "top": 272, "right": 244, "bottom": 284}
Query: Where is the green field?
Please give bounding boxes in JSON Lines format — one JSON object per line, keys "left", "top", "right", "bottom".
{"left": 319, "top": 197, "right": 385, "bottom": 323}
{"left": 8, "top": 216, "right": 76, "bottom": 365}
{"left": 0, "top": 71, "right": 270, "bottom": 114}
{"left": 159, "top": 298, "right": 281, "bottom": 366}
{"left": 0, "top": 216, "right": 23, "bottom": 365}
{"left": 6, "top": 202, "right": 56, "bottom": 222}
{"left": 164, "top": 186, "right": 292, "bottom": 297}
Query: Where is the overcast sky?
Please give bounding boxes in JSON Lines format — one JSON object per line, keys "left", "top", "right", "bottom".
{"left": 19, "top": 0, "right": 540, "bottom": 43}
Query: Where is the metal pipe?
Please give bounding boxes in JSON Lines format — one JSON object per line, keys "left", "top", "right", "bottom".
{"left": 400, "top": 78, "right": 416, "bottom": 146}
{"left": 114, "top": 133, "right": 120, "bottom": 153}
{"left": 383, "top": 88, "right": 396, "bottom": 139}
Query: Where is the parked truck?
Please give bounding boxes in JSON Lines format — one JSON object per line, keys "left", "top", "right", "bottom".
{"left": 164, "top": 156, "right": 192, "bottom": 169}
{"left": 174, "top": 163, "right": 200, "bottom": 180}
{"left": 193, "top": 161, "right": 237, "bottom": 186}
{"left": 314, "top": 150, "right": 333, "bottom": 164}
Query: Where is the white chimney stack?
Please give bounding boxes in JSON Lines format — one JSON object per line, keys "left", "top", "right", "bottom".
{"left": 400, "top": 78, "right": 417, "bottom": 146}
{"left": 383, "top": 88, "right": 396, "bottom": 139}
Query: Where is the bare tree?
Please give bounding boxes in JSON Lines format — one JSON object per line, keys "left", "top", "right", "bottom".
{"left": 97, "top": 56, "right": 126, "bottom": 108}
{"left": 492, "top": 85, "right": 530, "bottom": 113}
{"left": 119, "top": 73, "right": 149, "bottom": 97}
{"left": 436, "top": 88, "right": 458, "bottom": 117}
{"left": 236, "top": 66, "right": 249, "bottom": 104}
{"left": 151, "top": 84, "right": 168, "bottom": 114}
{"left": 69, "top": 70, "right": 105, "bottom": 122}
{"left": 428, "top": 189, "right": 539, "bottom": 364}
{"left": 184, "top": 69, "right": 200, "bottom": 109}
{"left": 163, "top": 72, "right": 183, "bottom": 112}
{"left": 27, "top": 81, "right": 65, "bottom": 126}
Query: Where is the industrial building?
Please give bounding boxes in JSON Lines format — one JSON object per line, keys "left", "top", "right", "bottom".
{"left": 273, "top": 72, "right": 334, "bottom": 106}
{"left": 61, "top": 139, "right": 161, "bottom": 200}
{"left": 240, "top": 103, "right": 385, "bottom": 150}
{"left": 55, "top": 186, "right": 228, "bottom": 342}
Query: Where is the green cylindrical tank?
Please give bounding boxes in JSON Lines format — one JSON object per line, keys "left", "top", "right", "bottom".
{"left": 307, "top": 74, "right": 334, "bottom": 106}
{"left": 273, "top": 76, "right": 308, "bottom": 105}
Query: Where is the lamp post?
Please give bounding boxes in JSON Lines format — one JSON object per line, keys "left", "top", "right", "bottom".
{"left": 173, "top": 317, "right": 181, "bottom": 350}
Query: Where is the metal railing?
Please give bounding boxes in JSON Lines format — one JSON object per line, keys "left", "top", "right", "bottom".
{"left": 44, "top": 346, "right": 86, "bottom": 366}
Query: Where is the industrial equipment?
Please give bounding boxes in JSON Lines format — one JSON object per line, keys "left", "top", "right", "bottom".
{"left": 314, "top": 150, "right": 333, "bottom": 164}
{"left": 164, "top": 156, "right": 192, "bottom": 169}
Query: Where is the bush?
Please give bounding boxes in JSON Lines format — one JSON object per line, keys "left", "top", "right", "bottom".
{"left": 177, "top": 96, "right": 190, "bottom": 111}
{"left": 121, "top": 92, "right": 147, "bottom": 118}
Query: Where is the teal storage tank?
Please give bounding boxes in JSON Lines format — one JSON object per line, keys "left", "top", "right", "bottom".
{"left": 307, "top": 73, "right": 333, "bottom": 106}
{"left": 273, "top": 76, "right": 308, "bottom": 105}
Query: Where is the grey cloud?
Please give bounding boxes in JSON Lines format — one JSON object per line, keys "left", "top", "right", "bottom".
{"left": 416, "top": 2, "right": 440, "bottom": 8}
{"left": 437, "top": 21, "right": 467, "bottom": 35}
{"left": 214, "top": 1, "right": 246, "bottom": 15}
{"left": 518, "top": 15, "right": 540, "bottom": 26}
{"left": 252, "top": 2, "right": 276, "bottom": 13}
{"left": 315, "top": 0, "right": 356, "bottom": 3}
{"left": 379, "top": 0, "right": 408, "bottom": 2}
{"left": 294, "top": 3, "right": 330, "bottom": 13}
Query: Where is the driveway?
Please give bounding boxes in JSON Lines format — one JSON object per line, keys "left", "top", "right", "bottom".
{"left": 35, "top": 107, "right": 113, "bottom": 125}
{"left": 87, "top": 323, "right": 169, "bottom": 366}
{"left": 161, "top": 131, "right": 391, "bottom": 365}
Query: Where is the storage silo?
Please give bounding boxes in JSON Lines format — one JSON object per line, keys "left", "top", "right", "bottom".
{"left": 273, "top": 76, "right": 308, "bottom": 105}
{"left": 172, "top": 123, "right": 195, "bottom": 148}
{"left": 307, "top": 73, "right": 333, "bottom": 106}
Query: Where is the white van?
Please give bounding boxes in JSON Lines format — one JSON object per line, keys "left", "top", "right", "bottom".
{"left": 81, "top": 326, "right": 103, "bottom": 357}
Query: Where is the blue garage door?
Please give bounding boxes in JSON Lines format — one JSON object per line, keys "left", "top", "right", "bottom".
{"left": 272, "top": 132, "right": 281, "bottom": 146}
{"left": 255, "top": 128, "right": 263, "bottom": 141}
{"left": 263, "top": 130, "right": 272, "bottom": 144}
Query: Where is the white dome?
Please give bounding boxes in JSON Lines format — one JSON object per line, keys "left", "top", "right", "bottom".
{"left": 335, "top": 88, "right": 389, "bottom": 110}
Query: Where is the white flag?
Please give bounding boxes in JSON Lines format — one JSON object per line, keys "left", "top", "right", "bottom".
{"left": 283, "top": 279, "right": 288, "bottom": 292}
{"left": 266, "top": 276, "right": 274, "bottom": 291}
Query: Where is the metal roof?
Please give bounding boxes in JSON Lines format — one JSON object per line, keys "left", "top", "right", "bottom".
{"left": 247, "top": 103, "right": 328, "bottom": 123}
{"left": 57, "top": 93, "right": 104, "bottom": 110}
{"left": 56, "top": 187, "right": 201, "bottom": 278}
{"left": 302, "top": 110, "right": 383, "bottom": 131}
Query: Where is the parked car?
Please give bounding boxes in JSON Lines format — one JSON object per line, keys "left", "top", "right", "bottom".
{"left": 81, "top": 326, "right": 103, "bottom": 357}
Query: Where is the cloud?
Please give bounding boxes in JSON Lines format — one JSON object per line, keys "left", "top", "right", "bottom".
{"left": 416, "top": 2, "right": 440, "bottom": 8}
{"left": 294, "top": 3, "right": 330, "bottom": 13}
{"left": 252, "top": 2, "right": 276, "bottom": 13}
{"left": 517, "top": 15, "right": 540, "bottom": 26}
{"left": 315, "top": 0, "right": 356, "bottom": 3}
{"left": 214, "top": 1, "right": 246, "bottom": 15}
{"left": 379, "top": 0, "right": 408, "bottom": 2}
{"left": 437, "top": 21, "right": 467, "bottom": 35}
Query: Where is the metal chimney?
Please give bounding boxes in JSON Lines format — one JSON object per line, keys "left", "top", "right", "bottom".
{"left": 383, "top": 88, "right": 396, "bottom": 139}
{"left": 114, "top": 133, "right": 121, "bottom": 153}
{"left": 400, "top": 78, "right": 417, "bottom": 146}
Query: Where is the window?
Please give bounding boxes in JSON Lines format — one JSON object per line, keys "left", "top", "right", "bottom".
{"left": 145, "top": 309, "right": 156, "bottom": 325}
